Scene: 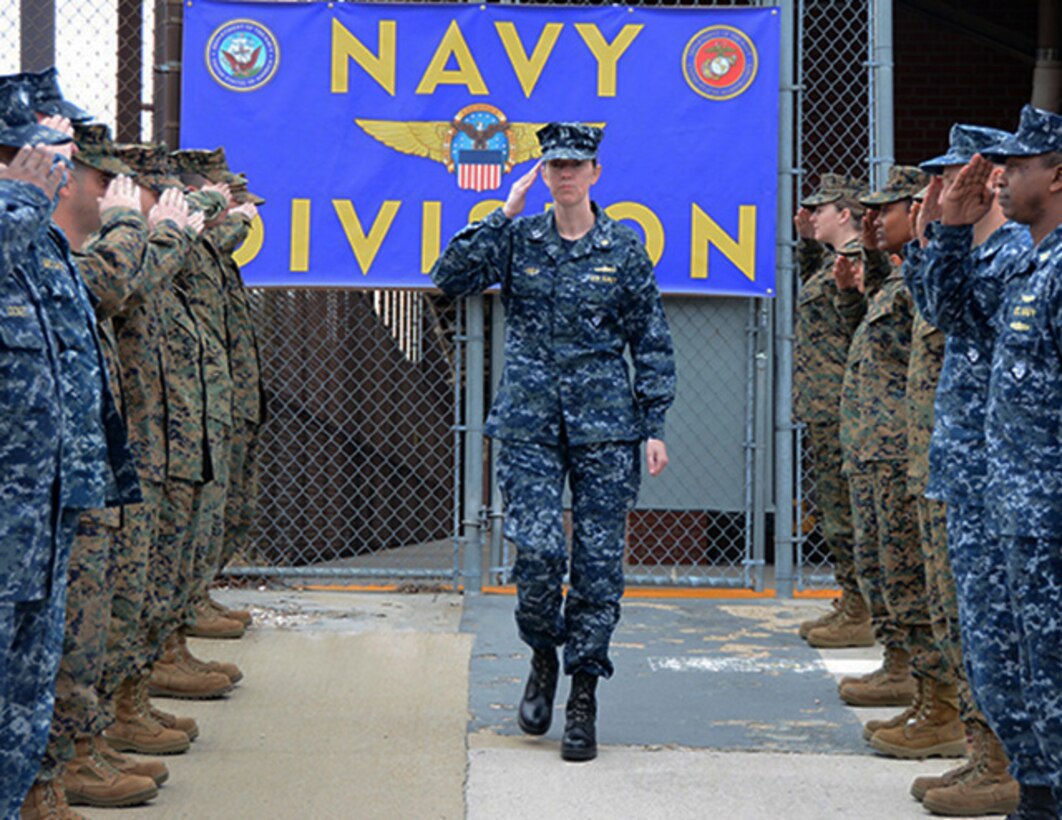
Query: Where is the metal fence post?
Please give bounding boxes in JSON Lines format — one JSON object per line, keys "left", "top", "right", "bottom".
{"left": 462, "top": 294, "right": 486, "bottom": 595}
{"left": 154, "top": 0, "right": 183, "bottom": 148}
{"left": 774, "top": 0, "right": 797, "bottom": 598}
{"left": 870, "top": 0, "right": 895, "bottom": 188}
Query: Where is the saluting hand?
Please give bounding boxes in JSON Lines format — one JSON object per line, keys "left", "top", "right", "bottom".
{"left": 149, "top": 187, "right": 189, "bottom": 230}
{"left": 646, "top": 438, "right": 669, "bottom": 478}
{"left": 832, "top": 254, "right": 858, "bottom": 291}
{"left": 99, "top": 175, "right": 141, "bottom": 215}
{"left": 502, "top": 160, "right": 541, "bottom": 219}
{"left": 229, "top": 202, "right": 258, "bottom": 222}
{"left": 861, "top": 210, "right": 880, "bottom": 250}
{"left": 38, "top": 115, "right": 75, "bottom": 162}
{"left": 0, "top": 145, "right": 64, "bottom": 199}
{"left": 942, "top": 154, "right": 994, "bottom": 226}
{"left": 186, "top": 209, "right": 205, "bottom": 236}
{"left": 793, "top": 207, "right": 815, "bottom": 239}
{"left": 201, "top": 181, "right": 233, "bottom": 208}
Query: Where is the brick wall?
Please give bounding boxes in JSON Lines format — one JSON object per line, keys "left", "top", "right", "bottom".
{"left": 894, "top": 0, "right": 1039, "bottom": 164}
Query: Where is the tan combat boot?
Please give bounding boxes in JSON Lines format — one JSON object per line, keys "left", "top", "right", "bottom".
{"left": 798, "top": 597, "right": 842, "bottom": 640}
{"left": 862, "top": 674, "right": 928, "bottom": 741}
{"left": 869, "top": 679, "right": 966, "bottom": 758}
{"left": 911, "top": 723, "right": 976, "bottom": 801}
{"left": 133, "top": 674, "right": 200, "bottom": 741}
{"left": 176, "top": 630, "right": 243, "bottom": 683}
{"left": 93, "top": 735, "right": 169, "bottom": 787}
{"left": 807, "top": 592, "right": 875, "bottom": 648}
{"left": 185, "top": 601, "right": 245, "bottom": 639}
{"left": 103, "top": 677, "right": 191, "bottom": 755}
{"left": 61, "top": 738, "right": 158, "bottom": 808}
{"left": 149, "top": 635, "right": 235, "bottom": 699}
{"left": 209, "top": 594, "right": 253, "bottom": 627}
{"left": 839, "top": 646, "right": 916, "bottom": 706}
{"left": 922, "top": 723, "right": 1020, "bottom": 816}
{"left": 19, "top": 778, "right": 86, "bottom": 820}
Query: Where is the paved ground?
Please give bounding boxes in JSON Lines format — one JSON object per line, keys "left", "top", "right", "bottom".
{"left": 82, "top": 588, "right": 993, "bottom": 820}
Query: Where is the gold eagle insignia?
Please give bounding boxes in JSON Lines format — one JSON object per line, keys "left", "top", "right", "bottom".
{"left": 354, "top": 105, "right": 606, "bottom": 182}
{"left": 355, "top": 117, "right": 547, "bottom": 174}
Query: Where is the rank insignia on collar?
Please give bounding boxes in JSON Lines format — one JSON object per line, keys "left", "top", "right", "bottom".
{"left": 1011, "top": 360, "right": 1028, "bottom": 380}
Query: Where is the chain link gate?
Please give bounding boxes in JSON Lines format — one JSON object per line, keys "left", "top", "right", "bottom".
{"left": 3, "top": 0, "right": 882, "bottom": 594}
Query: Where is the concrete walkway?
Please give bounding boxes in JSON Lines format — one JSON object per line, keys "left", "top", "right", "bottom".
{"left": 81, "top": 589, "right": 988, "bottom": 820}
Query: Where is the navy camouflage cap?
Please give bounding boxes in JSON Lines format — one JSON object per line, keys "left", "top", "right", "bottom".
{"left": 73, "top": 123, "right": 134, "bottom": 177}
{"left": 920, "top": 124, "right": 1012, "bottom": 173}
{"left": 22, "top": 67, "right": 92, "bottom": 123}
{"left": 536, "top": 122, "right": 603, "bottom": 162}
{"left": 0, "top": 77, "right": 73, "bottom": 148}
{"left": 231, "top": 176, "right": 265, "bottom": 206}
{"left": 173, "top": 147, "right": 265, "bottom": 202}
{"left": 113, "top": 142, "right": 183, "bottom": 192}
{"left": 170, "top": 147, "right": 233, "bottom": 181}
{"left": 859, "top": 165, "right": 929, "bottom": 206}
{"left": 801, "top": 173, "right": 868, "bottom": 207}
{"left": 982, "top": 105, "right": 1062, "bottom": 162}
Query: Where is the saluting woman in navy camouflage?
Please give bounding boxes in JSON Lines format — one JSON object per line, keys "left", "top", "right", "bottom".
{"left": 431, "top": 122, "right": 676, "bottom": 762}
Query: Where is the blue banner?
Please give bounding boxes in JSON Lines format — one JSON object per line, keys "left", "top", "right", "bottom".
{"left": 182, "top": 1, "right": 780, "bottom": 296}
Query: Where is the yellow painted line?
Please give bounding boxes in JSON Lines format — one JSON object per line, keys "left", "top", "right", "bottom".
{"left": 482, "top": 585, "right": 777, "bottom": 600}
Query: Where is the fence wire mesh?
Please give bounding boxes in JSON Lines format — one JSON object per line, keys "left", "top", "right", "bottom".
{"left": 227, "top": 289, "right": 461, "bottom": 584}
{"left": 5, "top": 0, "right": 875, "bottom": 593}
{"left": 794, "top": 0, "right": 872, "bottom": 590}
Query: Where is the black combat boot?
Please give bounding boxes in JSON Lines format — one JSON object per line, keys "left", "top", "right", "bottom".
{"left": 517, "top": 647, "right": 559, "bottom": 736}
{"left": 561, "top": 671, "right": 598, "bottom": 762}
{"left": 1005, "top": 785, "right": 1057, "bottom": 820}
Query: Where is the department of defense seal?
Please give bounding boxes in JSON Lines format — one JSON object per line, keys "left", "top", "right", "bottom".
{"left": 682, "top": 25, "right": 758, "bottom": 101}
{"left": 206, "top": 19, "right": 280, "bottom": 93}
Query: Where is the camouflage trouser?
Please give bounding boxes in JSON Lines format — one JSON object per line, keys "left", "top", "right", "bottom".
{"left": 805, "top": 423, "right": 861, "bottom": 600}
{"left": 1002, "top": 532, "right": 1062, "bottom": 787}
{"left": 146, "top": 478, "right": 205, "bottom": 666}
{"left": 220, "top": 418, "right": 260, "bottom": 570}
{"left": 39, "top": 514, "right": 120, "bottom": 779}
{"left": 914, "top": 497, "right": 959, "bottom": 688}
{"left": 847, "top": 466, "right": 902, "bottom": 652}
{"left": 849, "top": 461, "right": 935, "bottom": 675}
{"left": 100, "top": 480, "right": 162, "bottom": 707}
{"left": 0, "top": 508, "right": 76, "bottom": 810}
{"left": 948, "top": 504, "right": 1049, "bottom": 785}
{"left": 497, "top": 439, "right": 640, "bottom": 679}
{"left": 186, "top": 421, "right": 231, "bottom": 626}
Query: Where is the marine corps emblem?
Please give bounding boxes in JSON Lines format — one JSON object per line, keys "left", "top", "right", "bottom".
{"left": 682, "top": 25, "right": 758, "bottom": 101}
{"left": 356, "top": 106, "right": 603, "bottom": 193}
{"left": 205, "top": 19, "right": 280, "bottom": 92}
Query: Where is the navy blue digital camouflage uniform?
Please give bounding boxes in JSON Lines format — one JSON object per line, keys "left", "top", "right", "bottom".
{"left": 919, "top": 104, "right": 1062, "bottom": 789}
{"left": 914, "top": 219, "right": 1038, "bottom": 779}
{"left": 431, "top": 198, "right": 675, "bottom": 678}
{"left": 0, "top": 178, "right": 65, "bottom": 819}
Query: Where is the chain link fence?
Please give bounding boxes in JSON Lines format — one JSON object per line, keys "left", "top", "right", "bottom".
{"left": 793, "top": 0, "right": 873, "bottom": 591}
{"left": 5, "top": 0, "right": 880, "bottom": 593}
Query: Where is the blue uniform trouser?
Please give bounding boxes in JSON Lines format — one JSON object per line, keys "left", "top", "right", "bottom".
{"left": 1002, "top": 531, "right": 1062, "bottom": 789}
{"left": 948, "top": 503, "right": 1054, "bottom": 787}
{"left": 0, "top": 509, "right": 78, "bottom": 817}
{"left": 497, "top": 439, "right": 640, "bottom": 679}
